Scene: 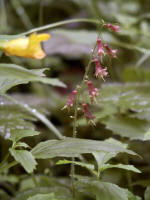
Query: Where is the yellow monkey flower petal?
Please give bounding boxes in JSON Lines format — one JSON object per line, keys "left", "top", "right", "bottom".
{"left": 4, "top": 33, "right": 50, "bottom": 59}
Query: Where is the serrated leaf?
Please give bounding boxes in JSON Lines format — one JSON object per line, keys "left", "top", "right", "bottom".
{"left": 76, "top": 176, "right": 141, "bottom": 200}
{"left": 0, "top": 64, "right": 65, "bottom": 93}
{"left": 9, "top": 149, "right": 37, "bottom": 173}
{"left": 100, "top": 164, "right": 141, "bottom": 173}
{"left": 101, "top": 115, "right": 150, "bottom": 140}
{"left": 27, "top": 193, "right": 57, "bottom": 200}
{"left": 10, "top": 129, "right": 40, "bottom": 143}
{"left": 31, "top": 137, "right": 137, "bottom": 159}
{"left": 77, "top": 177, "right": 129, "bottom": 200}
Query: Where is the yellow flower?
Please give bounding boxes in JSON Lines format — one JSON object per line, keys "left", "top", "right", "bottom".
{"left": 4, "top": 33, "right": 50, "bottom": 59}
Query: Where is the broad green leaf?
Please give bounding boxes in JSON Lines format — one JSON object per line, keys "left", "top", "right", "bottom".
{"left": 77, "top": 177, "right": 128, "bottom": 200}
{"left": 27, "top": 193, "right": 57, "bottom": 200}
{"left": 76, "top": 176, "right": 141, "bottom": 200}
{"left": 93, "top": 138, "right": 128, "bottom": 168}
{"left": 101, "top": 115, "right": 150, "bottom": 140}
{"left": 127, "top": 190, "right": 141, "bottom": 200}
{"left": 0, "top": 64, "right": 65, "bottom": 93}
{"left": 12, "top": 186, "right": 72, "bottom": 200}
{"left": 145, "top": 187, "right": 150, "bottom": 200}
{"left": 105, "top": 138, "right": 128, "bottom": 149}
{"left": 9, "top": 149, "right": 37, "bottom": 173}
{"left": 31, "top": 137, "right": 137, "bottom": 159}
{"left": 143, "top": 129, "right": 150, "bottom": 141}
{"left": 10, "top": 129, "right": 40, "bottom": 143}
{"left": 0, "top": 104, "right": 36, "bottom": 139}
{"left": 100, "top": 164, "right": 141, "bottom": 173}
{"left": 56, "top": 159, "right": 95, "bottom": 171}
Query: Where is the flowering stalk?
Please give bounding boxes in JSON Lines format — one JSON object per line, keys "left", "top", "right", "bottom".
{"left": 71, "top": 41, "right": 98, "bottom": 199}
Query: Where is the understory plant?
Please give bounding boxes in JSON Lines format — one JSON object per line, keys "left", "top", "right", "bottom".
{"left": 0, "top": 2, "right": 150, "bottom": 199}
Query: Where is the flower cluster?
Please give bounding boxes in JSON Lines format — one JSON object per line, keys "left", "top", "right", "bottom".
{"left": 64, "top": 23, "right": 120, "bottom": 126}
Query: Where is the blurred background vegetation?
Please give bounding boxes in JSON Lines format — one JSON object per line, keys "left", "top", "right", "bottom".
{"left": 0, "top": 0, "right": 150, "bottom": 199}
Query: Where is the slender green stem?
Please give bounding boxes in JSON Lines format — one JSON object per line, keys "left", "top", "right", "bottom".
{"left": 0, "top": 152, "right": 9, "bottom": 169}
{"left": 0, "top": 161, "right": 18, "bottom": 173}
{"left": 2, "top": 94, "right": 63, "bottom": 139}
{"left": 31, "top": 173, "right": 38, "bottom": 187}
{"left": 20, "top": 18, "right": 99, "bottom": 36}
{"left": 124, "top": 154, "right": 133, "bottom": 191}
{"left": 71, "top": 36, "right": 98, "bottom": 199}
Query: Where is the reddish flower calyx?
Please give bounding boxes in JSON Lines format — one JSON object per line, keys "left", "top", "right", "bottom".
{"left": 97, "top": 37, "right": 105, "bottom": 60}
{"left": 94, "top": 58, "right": 108, "bottom": 81}
{"left": 105, "top": 24, "right": 120, "bottom": 32}
{"left": 104, "top": 43, "right": 118, "bottom": 58}
{"left": 62, "top": 89, "right": 77, "bottom": 110}
{"left": 87, "top": 80, "right": 99, "bottom": 102}
{"left": 82, "top": 103, "right": 95, "bottom": 126}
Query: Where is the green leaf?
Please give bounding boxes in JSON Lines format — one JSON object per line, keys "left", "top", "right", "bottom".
{"left": 56, "top": 159, "right": 95, "bottom": 171}
{"left": 0, "top": 104, "right": 36, "bottom": 139}
{"left": 15, "top": 142, "right": 30, "bottom": 149}
{"left": 12, "top": 186, "right": 72, "bottom": 200}
{"left": 10, "top": 129, "right": 40, "bottom": 143}
{"left": 100, "top": 164, "right": 141, "bottom": 173}
{"left": 9, "top": 149, "right": 37, "bottom": 173}
{"left": 93, "top": 139, "right": 130, "bottom": 169}
{"left": 76, "top": 176, "right": 141, "bottom": 200}
{"left": 31, "top": 137, "right": 137, "bottom": 159}
{"left": 101, "top": 115, "right": 150, "bottom": 140}
{"left": 77, "top": 177, "right": 129, "bottom": 200}
{"left": 93, "top": 152, "right": 117, "bottom": 168}
{"left": 145, "top": 187, "right": 150, "bottom": 200}
{"left": 27, "top": 193, "right": 57, "bottom": 200}
{"left": 0, "top": 64, "right": 65, "bottom": 93}
{"left": 143, "top": 129, "right": 150, "bottom": 141}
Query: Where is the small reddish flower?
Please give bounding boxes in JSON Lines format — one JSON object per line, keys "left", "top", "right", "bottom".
{"left": 87, "top": 80, "right": 99, "bottom": 102}
{"left": 104, "top": 43, "right": 118, "bottom": 58}
{"left": 82, "top": 103, "right": 95, "bottom": 126}
{"left": 62, "top": 90, "right": 77, "bottom": 110}
{"left": 97, "top": 37, "right": 105, "bottom": 60}
{"left": 105, "top": 24, "right": 120, "bottom": 32}
{"left": 94, "top": 58, "right": 108, "bottom": 81}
